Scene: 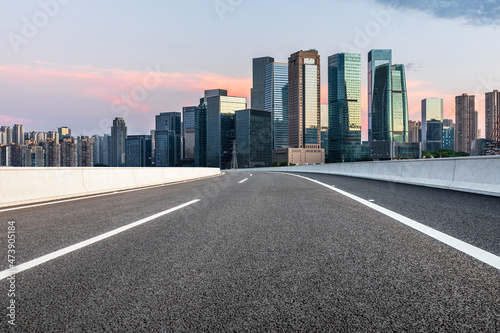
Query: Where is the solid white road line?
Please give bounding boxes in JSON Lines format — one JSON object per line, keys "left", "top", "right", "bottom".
{"left": 0, "top": 199, "right": 200, "bottom": 281}
{"left": 239, "top": 178, "right": 249, "bottom": 184}
{"left": 286, "top": 173, "right": 500, "bottom": 271}
{"left": 0, "top": 173, "right": 222, "bottom": 213}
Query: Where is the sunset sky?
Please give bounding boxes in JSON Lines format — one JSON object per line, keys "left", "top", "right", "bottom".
{"left": 1, "top": 0, "right": 499, "bottom": 140}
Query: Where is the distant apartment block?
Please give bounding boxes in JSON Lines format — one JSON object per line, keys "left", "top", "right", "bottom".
{"left": 455, "top": 94, "right": 475, "bottom": 153}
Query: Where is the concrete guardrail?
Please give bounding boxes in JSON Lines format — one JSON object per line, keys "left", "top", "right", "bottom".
{"left": 0, "top": 167, "right": 221, "bottom": 208}
{"left": 252, "top": 156, "right": 500, "bottom": 197}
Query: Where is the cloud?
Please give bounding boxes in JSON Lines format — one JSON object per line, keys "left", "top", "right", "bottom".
{"left": 374, "top": 0, "right": 500, "bottom": 26}
{"left": 0, "top": 62, "right": 251, "bottom": 108}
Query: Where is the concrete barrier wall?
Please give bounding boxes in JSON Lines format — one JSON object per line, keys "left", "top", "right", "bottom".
{"left": 250, "top": 156, "right": 500, "bottom": 197}
{"left": 0, "top": 167, "right": 220, "bottom": 208}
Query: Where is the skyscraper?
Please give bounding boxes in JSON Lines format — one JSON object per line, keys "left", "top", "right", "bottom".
{"left": 264, "top": 61, "right": 289, "bottom": 150}
{"left": 235, "top": 109, "right": 272, "bottom": 168}
{"left": 408, "top": 120, "right": 421, "bottom": 143}
{"left": 182, "top": 106, "right": 196, "bottom": 160}
{"left": 206, "top": 94, "right": 247, "bottom": 169}
{"left": 485, "top": 90, "right": 499, "bottom": 140}
{"left": 421, "top": 98, "right": 443, "bottom": 151}
{"left": 368, "top": 49, "right": 409, "bottom": 159}
{"left": 58, "top": 127, "right": 71, "bottom": 139}
{"left": 251, "top": 56, "right": 274, "bottom": 111}
{"left": 125, "top": 135, "right": 152, "bottom": 167}
{"left": 13, "top": 124, "right": 24, "bottom": 145}
{"left": 288, "top": 50, "right": 321, "bottom": 148}
{"left": 455, "top": 93, "right": 475, "bottom": 153}
{"left": 328, "top": 53, "right": 362, "bottom": 162}
{"left": 443, "top": 119, "right": 455, "bottom": 150}
{"left": 111, "top": 117, "right": 127, "bottom": 167}
{"left": 195, "top": 89, "right": 228, "bottom": 167}
{"left": 155, "top": 112, "right": 181, "bottom": 167}
{"left": 0, "top": 126, "right": 12, "bottom": 145}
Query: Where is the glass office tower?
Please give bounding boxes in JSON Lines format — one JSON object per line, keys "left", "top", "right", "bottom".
{"left": 422, "top": 98, "right": 444, "bottom": 151}
{"left": 251, "top": 57, "right": 274, "bottom": 111}
{"left": 265, "top": 62, "right": 289, "bottom": 149}
{"left": 288, "top": 50, "right": 321, "bottom": 148}
{"left": 155, "top": 112, "right": 181, "bottom": 167}
{"left": 235, "top": 109, "right": 272, "bottom": 168}
{"left": 206, "top": 95, "right": 247, "bottom": 169}
{"left": 368, "top": 49, "right": 409, "bottom": 159}
{"left": 328, "top": 53, "right": 362, "bottom": 162}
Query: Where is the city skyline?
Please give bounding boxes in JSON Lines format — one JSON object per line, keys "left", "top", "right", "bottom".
{"left": 1, "top": 1, "right": 499, "bottom": 140}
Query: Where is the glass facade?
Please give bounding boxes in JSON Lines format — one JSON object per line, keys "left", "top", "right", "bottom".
{"left": 155, "top": 112, "right": 181, "bottom": 167}
{"left": 207, "top": 95, "right": 247, "bottom": 169}
{"left": 111, "top": 118, "right": 127, "bottom": 167}
{"left": 195, "top": 101, "right": 207, "bottom": 167}
{"left": 265, "top": 62, "right": 289, "bottom": 149}
{"left": 125, "top": 135, "right": 152, "bottom": 167}
{"left": 182, "top": 106, "right": 196, "bottom": 160}
{"left": 304, "top": 63, "right": 319, "bottom": 145}
{"left": 288, "top": 50, "right": 321, "bottom": 150}
{"left": 251, "top": 57, "right": 274, "bottom": 111}
{"left": 443, "top": 120, "right": 455, "bottom": 150}
{"left": 368, "top": 49, "right": 409, "bottom": 159}
{"left": 235, "top": 109, "right": 272, "bottom": 168}
{"left": 328, "top": 53, "right": 362, "bottom": 162}
{"left": 421, "top": 98, "right": 443, "bottom": 150}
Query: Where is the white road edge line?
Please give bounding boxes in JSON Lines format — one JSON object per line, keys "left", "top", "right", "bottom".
{"left": 284, "top": 173, "right": 500, "bottom": 271}
{"left": 239, "top": 178, "right": 249, "bottom": 184}
{"left": 0, "top": 173, "right": 222, "bottom": 213}
{"left": 0, "top": 199, "right": 200, "bottom": 281}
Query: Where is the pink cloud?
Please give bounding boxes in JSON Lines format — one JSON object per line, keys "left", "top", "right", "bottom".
{"left": 0, "top": 62, "right": 251, "bottom": 112}
{"left": 0, "top": 114, "right": 32, "bottom": 125}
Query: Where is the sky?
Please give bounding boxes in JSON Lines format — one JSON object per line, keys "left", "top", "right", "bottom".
{"left": 1, "top": 0, "right": 499, "bottom": 141}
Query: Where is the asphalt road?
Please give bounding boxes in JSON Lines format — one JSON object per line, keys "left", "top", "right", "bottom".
{"left": 1, "top": 172, "right": 499, "bottom": 332}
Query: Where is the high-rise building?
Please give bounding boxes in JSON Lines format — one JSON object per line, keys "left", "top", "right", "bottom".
{"left": 47, "top": 130, "right": 59, "bottom": 143}
{"left": 207, "top": 94, "right": 247, "bottom": 169}
{"left": 442, "top": 119, "right": 455, "bottom": 150}
{"left": 251, "top": 56, "right": 274, "bottom": 111}
{"left": 422, "top": 98, "right": 443, "bottom": 151}
{"left": 485, "top": 90, "right": 499, "bottom": 140}
{"left": 328, "top": 53, "right": 362, "bottom": 162}
{"left": 455, "top": 94, "right": 475, "bottom": 153}
{"left": 0, "top": 145, "right": 11, "bottom": 166}
{"left": 44, "top": 139, "right": 60, "bottom": 167}
{"left": 182, "top": 106, "right": 196, "bottom": 160}
{"left": 475, "top": 111, "right": 479, "bottom": 140}
{"left": 0, "top": 126, "right": 12, "bottom": 145}
{"left": 368, "top": 49, "right": 409, "bottom": 159}
{"left": 195, "top": 89, "right": 227, "bottom": 167}
{"left": 408, "top": 120, "right": 421, "bottom": 143}
{"left": 457, "top": 96, "right": 476, "bottom": 151}
{"left": 77, "top": 137, "right": 93, "bottom": 167}
{"left": 264, "top": 61, "right": 289, "bottom": 150}
{"left": 13, "top": 124, "right": 24, "bottom": 145}
{"left": 288, "top": 50, "right": 321, "bottom": 148}
{"left": 126, "top": 135, "right": 152, "bottom": 167}
{"left": 235, "top": 109, "right": 272, "bottom": 168}
{"left": 155, "top": 112, "right": 181, "bottom": 167}
{"left": 320, "top": 104, "right": 329, "bottom": 159}
{"left": 111, "top": 117, "right": 127, "bottom": 167}
{"left": 58, "top": 127, "right": 71, "bottom": 139}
